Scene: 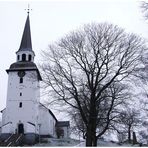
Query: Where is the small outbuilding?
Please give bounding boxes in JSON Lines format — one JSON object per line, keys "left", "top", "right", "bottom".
{"left": 56, "top": 121, "right": 70, "bottom": 138}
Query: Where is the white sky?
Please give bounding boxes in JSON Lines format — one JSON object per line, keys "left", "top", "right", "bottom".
{"left": 0, "top": 0, "right": 148, "bottom": 120}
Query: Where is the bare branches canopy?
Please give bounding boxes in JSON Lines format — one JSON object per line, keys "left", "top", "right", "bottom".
{"left": 40, "top": 23, "right": 146, "bottom": 146}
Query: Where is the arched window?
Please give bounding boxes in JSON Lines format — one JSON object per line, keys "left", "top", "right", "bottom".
{"left": 17, "top": 55, "right": 20, "bottom": 61}
{"left": 19, "top": 102, "right": 22, "bottom": 108}
{"left": 18, "top": 123, "right": 24, "bottom": 133}
{"left": 22, "top": 54, "right": 26, "bottom": 61}
{"left": 28, "top": 55, "right": 32, "bottom": 61}
{"left": 20, "top": 78, "right": 23, "bottom": 83}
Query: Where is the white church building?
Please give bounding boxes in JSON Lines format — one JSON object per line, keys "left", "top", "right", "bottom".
{"left": 0, "top": 11, "right": 70, "bottom": 145}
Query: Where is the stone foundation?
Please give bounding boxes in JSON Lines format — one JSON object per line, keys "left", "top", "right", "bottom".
{"left": 0, "top": 133, "right": 11, "bottom": 142}
{"left": 24, "top": 133, "right": 38, "bottom": 145}
{"left": 0, "top": 133, "right": 39, "bottom": 145}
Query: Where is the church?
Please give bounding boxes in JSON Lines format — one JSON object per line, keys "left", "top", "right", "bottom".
{"left": 0, "top": 11, "right": 70, "bottom": 145}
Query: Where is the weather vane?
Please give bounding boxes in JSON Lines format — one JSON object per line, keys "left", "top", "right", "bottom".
{"left": 25, "top": 4, "right": 32, "bottom": 14}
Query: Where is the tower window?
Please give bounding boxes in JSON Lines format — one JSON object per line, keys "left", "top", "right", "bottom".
{"left": 28, "top": 55, "right": 32, "bottom": 61}
{"left": 20, "top": 93, "right": 22, "bottom": 96}
{"left": 20, "top": 78, "right": 23, "bottom": 83}
{"left": 17, "top": 55, "right": 20, "bottom": 61}
{"left": 19, "top": 102, "right": 22, "bottom": 108}
{"left": 22, "top": 54, "right": 26, "bottom": 61}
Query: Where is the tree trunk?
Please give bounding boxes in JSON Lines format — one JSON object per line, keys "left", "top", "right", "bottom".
{"left": 85, "top": 113, "right": 97, "bottom": 146}
{"left": 133, "top": 131, "right": 137, "bottom": 145}
{"left": 128, "top": 126, "right": 131, "bottom": 143}
{"left": 86, "top": 96, "right": 97, "bottom": 146}
{"left": 92, "top": 136, "right": 97, "bottom": 146}
{"left": 86, "top": 128, "right": 97, "bottom": 146}
{"left": 86, "top": 130, "right": 92, "bottom": 146}
{"left": 91, "top": 118, "right": 97, "bottom": 146}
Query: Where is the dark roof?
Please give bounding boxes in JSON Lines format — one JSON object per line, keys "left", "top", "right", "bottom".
{"left": 17, "top": 14, "right": 33, "bottom": 53}
{"left": 9, "top": 61, "right": 37, "bottom": 69}
{"left": 56, "top": 121, "right": 70, "bottom": 127}
{"left": 6, "top": 61, "right": 42, "bottom": 81}
{"left": 39, "top": 103, "right": 58, "bottom": 122}
{"left": 27, "top": 122, "right": 35, "bottom": 126}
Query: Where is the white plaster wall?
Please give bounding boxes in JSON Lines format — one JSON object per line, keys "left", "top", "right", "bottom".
{"left": 6, "top": 71, "right": 40, "bottom": 103}
{"left": 26, "top": 123, "right": 35, "bottom": 133}
{"left": 38, "top": 105, "right": 56, "bottom": 137}
{"left": 1, "top": 109, "right": 6, "bottom": 126}
{"left": 3, "top": 70, "right": 40, "bottom": 134}
{"left": 52, "top": 119, "right": 56, "bottom": 137}
{"left": 2, "top": 123, "right": 12, "bottom": 133}
{"left": 0, "top": 121, "right": 2, "bottom": 134}
{"left": 4, "top": 101, "right": 38, "bottom": 133}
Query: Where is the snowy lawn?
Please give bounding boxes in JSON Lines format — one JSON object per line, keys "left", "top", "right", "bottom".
{"left": 75, "top": 140, "right": 141, "bottom": 147}
{"left": 32, "top": 137, "right": 143, "bottom": 147}
{"left": 32, "top": 137, "right": 145, "bottom": 147}
{"left": 33, "top": 138, "right": 80, "bottom": 147}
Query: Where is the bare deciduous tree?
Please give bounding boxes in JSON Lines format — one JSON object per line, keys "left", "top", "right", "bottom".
{"left": 117, "top": 108, "right": 140, "bottom": 143}
{"left": 40, "top": 23, "right": 146, "bottom": 146}
{"left": 70, "top": 110, "right": 86, "bottom": 139}
{"left": 71, "top": 81, "right": 130, "bottom": 144}
{"left": 141, "top": 1, "right": 148, "bottom": 19}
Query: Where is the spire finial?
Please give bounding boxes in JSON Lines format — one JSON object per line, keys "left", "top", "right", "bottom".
{"left": 25, "top": 4, "right": 32, "bottom": 14}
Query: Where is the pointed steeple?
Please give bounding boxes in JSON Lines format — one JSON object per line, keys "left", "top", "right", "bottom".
{"left": 16, "top": 11, "right": 35, "bottom": 63}
{"left": 18, "top": 13, "right": 32, "bottom": 52}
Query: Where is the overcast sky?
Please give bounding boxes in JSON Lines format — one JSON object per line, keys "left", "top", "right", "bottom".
{"left": 0, "top": 0, "right": 148, "bottom": 120}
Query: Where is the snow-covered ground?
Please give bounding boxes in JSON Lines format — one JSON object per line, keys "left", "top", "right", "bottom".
{"left": 33, "top": 138, "right": 80, "bottom": 147}
{"left": 75, "top": 140, "right": 140, "bottom": 147}
{"left": 32, "top": 138, "right": 142, "bottom": 147}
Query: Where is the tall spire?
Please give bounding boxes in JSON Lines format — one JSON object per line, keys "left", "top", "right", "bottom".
{"left": 18, "top": 13, "right": 32, "bottom": 52}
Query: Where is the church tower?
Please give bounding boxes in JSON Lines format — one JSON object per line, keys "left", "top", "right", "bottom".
{"left": 1, "top": 11, "right": 42, "bottom": 143}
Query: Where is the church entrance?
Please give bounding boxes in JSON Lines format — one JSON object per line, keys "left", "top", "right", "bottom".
{"left": 18, "top": 123, "right": 24, "bottom": 134}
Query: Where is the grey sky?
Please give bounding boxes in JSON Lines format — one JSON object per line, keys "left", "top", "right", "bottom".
{"left": 0, "top": 0, "right": 148, "bottom": 119}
